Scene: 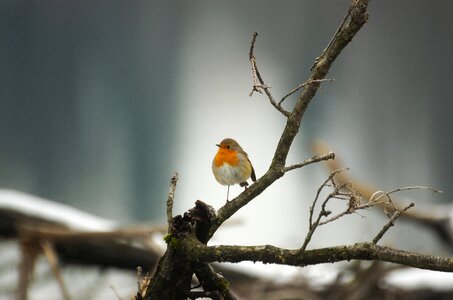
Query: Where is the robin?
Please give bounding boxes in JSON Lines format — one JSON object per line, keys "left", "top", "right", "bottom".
{"left": 212, "top": 138, "right": 256, "bottom": 201}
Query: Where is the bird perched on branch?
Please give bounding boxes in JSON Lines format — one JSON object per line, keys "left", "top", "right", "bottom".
{"left": 212, "top": 138, "right": 256, "bottom": 201}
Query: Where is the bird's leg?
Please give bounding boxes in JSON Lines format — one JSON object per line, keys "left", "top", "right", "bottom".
{"left": 226, "top": 185, "right": 230, "bottom": 202}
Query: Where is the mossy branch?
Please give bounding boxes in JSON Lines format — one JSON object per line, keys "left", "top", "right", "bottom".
{"left": 187, "top": 242, "right": 453, "bottom": 272}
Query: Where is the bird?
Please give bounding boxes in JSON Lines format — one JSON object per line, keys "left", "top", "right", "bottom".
{"left": 212, "top": 138, "right": 256, "bottom": 201}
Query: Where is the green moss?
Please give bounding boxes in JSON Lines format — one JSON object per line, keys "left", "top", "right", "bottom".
{"left": 217, "top": 277, "right": 230, "bottom": 295}
{"left": 163, "top": 234, "right": 181, "bottom": 250}
{"left": 163, "top": 233, "right": 172, "bottom": 242}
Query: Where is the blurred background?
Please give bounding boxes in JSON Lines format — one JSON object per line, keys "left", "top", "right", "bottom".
{"left": 1, "top": 0, "right": 453, "bottom": 298}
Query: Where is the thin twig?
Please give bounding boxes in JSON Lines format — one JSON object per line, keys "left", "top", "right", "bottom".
{"left": 110, "top": 286, "right": 124, "bottom": 300}
{"left": 279, "top": 78, "right": 335, "bottom": 106}
{"left": 248, "top": 32, "right": 290, "bottom": 116}
{"left": 370, "top": 186, "right": 442, "bottom": 204}
{"left": 137, "top": 266, "right": 143, "bottom": 291}
{"left": 41, "top": 240, "right": 71, "bottom": 300}
{"left": 302, "top": 169, "right": 349, "bottom": 251}
{"left": 167, "top": 172, "right": 179, "bottom": 233}
{"left": 319, "top": 193, "right": 363, "bottom": 226}
{"left": 319, "top": 203, "right": 370, "bottom": 226}
{"left": 372, "top": 203, "right": 415, "bottom": 244}
{"left": 301, "top": 196, "right": 331, "bottom": 251}
{"left": 283, "top": 152, "right": 335, "bottom": 172}
{"left": 249, "top": 32, "right": 269, "bottom": 93}
{"left": 319, "top": 185, "right": 440, "bottom": 226}
{"left": 309, "top": 168, "right": 348, "bottom": 228}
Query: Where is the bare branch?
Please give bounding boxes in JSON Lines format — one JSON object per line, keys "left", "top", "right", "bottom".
{"left": 302, "top": 169, "right": 349, "bottom": 251}
{"left": 248, "top": 32, "right": 290, "bottom": 117}
{"left": 248, "top": 32, "right": 269, "bottom": 93}
{"left": 279, "top": 78, "right": 335, "bottom": 106}
{"left": 318, "top": 199, "right": 365, "bottom": 226}
{"left": 167, "top": 172, "right": 179, "bottom": 232}
{"left": 312, "top": 141, "right": 451, "bottom": 244}
{"left": 318, "top": 185, "right": 439, "bottom": 226}
{"left": 309, "top": 168, "right": 348, "bottom": 227}
{"left": 283, "top": 151, "right": 335, "bottom": 172}
{"left": 312, "top": 11, "right": 350, "bottom": 71}
{"left": 41, "top": 240, "right": 71, "bottom": 300}
{"left": 319, "top": 184, "right": 442, "bottom": 226}
{"left": 372, "top": 203, "right": 415, "bottom": 244}
{"left": 370, "top": 186, "right": 442, "bottom": 204}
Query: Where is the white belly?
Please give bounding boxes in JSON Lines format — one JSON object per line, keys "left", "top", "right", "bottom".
{"left": 212, "top": 163, "right": 250, "bottom": 186}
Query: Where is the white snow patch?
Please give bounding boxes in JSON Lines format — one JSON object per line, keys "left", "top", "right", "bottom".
{"left": 384, "top": 268, "right": 453, "bottom": 291}
{"left": 0, "top": 189, "right": 117, "bottom": 231}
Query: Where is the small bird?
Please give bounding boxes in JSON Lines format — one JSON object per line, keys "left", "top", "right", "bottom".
{"left": 212, "top": 138, "right": 256, "bottom": 201}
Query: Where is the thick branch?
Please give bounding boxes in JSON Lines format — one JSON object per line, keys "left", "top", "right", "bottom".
{"left": 189, "top": 242, "right": 453, "bottom": 272}
{"left": 271, "top": 0, "right": 369, "bottom": 170}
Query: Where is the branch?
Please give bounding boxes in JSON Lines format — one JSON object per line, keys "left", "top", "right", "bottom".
{"left": 167, "top": 172, "right": 179, "bottom": 233}
{"left": 372, "top": 203, "right": 415, "bottom": 244}
{"left": 318, "top": 199, "right": 368, "bottom": 226}
{"left": 370, "top": 186, "right": 442, "bottom": 205}
{"left": 309, "top": 169, "right": 348, "bottom": 228}
{"left": 209, "top": 0, "right": 370, "bottom": 240}
{"left": 312, "top": 141, "right": 453, "bottom": 248}
{"left": 248, "top": 32, "right": 290, "bottom": 116}
{"left": 283, "top": 152, "right": 335, "bottom": 173}
{"left": 302, "top": 170, "right": 349, "bottom": 251}
{"left": 188, "top": 242, "right": 453, "bottom": 272}
{"left": 193, "top": 264, "right": 237, "bottom": 300}
{"left": 279, "top": 78, "right": 335, "bottom": 106}
{"left": 318, "top": 186, "right": 426, "bottom": 226}
{"left": 41, "top": 240, "right": 71, "bottom": 300}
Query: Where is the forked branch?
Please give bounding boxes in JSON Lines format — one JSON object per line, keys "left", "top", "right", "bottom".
{"left": 248, "top": 32, "right": 290, "bottom": 116}
{"left": 302, "top": 169, "right": 349, "bottom": 251}
{"left": 279, "top": 78, "right": 335, "bottom": 106}
{"left": 372, "top": 203, "right": 415, "bottom": 244}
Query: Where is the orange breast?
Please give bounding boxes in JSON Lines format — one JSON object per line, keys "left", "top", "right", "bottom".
{"left": 213, "top": 148, "right": 240, "bottom": 167}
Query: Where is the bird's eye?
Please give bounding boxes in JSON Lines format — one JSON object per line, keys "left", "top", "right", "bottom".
{"left": 226, "top": 145, "right": 230, "bottom": 149}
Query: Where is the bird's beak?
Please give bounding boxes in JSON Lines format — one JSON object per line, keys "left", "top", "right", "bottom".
{"left": 216, "top": 144, "right": 220, "bottom": 147}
